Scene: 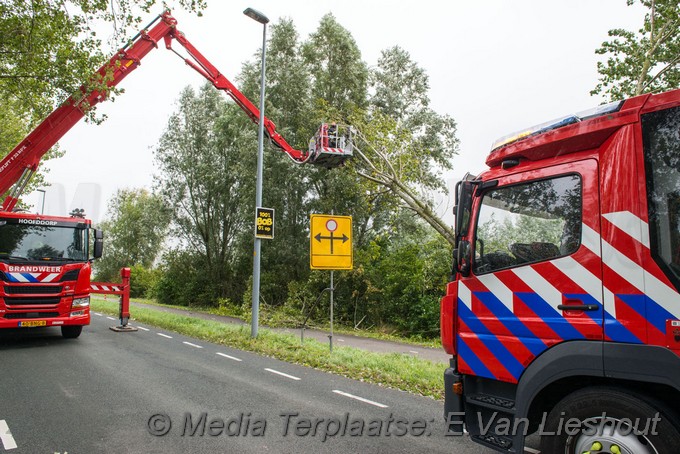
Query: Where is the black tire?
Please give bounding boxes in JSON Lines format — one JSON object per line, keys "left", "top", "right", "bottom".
{"left": 61, "top": 325, "right": 83, "bottom": 339}
{"left": 539, "top": 386, "right": 680, "bottom": 454}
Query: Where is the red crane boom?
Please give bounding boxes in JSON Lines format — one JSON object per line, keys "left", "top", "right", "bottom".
{"left": 0, "top": 10, "right": 351, "bottom": 211}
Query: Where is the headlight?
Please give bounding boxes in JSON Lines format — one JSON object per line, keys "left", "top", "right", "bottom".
{"left": 72, "top": 296, "right": 90, "bottom": 308}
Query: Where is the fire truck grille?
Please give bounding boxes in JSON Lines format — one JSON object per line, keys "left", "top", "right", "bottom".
{"left": 4, "top": 312, "right": 60, "bottom": 319}
{"left": 4, "top": 297, "right": 61, "bottom": 306}
{"left": 5, "top": 285, "right": 61, "bottom": 295}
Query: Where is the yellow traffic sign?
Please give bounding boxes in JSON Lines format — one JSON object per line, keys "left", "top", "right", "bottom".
{"left": 310, "top": 214, "right": 352, "bottom": 270}
{"left": 255, "top": 207, "right": 274, "bottom": 239}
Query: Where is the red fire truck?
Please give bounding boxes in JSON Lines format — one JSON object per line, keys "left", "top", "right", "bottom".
{"left": 0, "top": 10, "right": 351, "bottom": 338}
{"left": 443, "top": 88, "right": 680, "bottom": 453}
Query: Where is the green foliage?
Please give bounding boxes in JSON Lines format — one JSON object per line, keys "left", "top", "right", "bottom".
{"left": 94, "top": 188, "right": 170, "bottom": 282}
{"left": 0, "top": 0, "right": 206, "bottom": 206}
{"left": 592, "top": 0, "right": 680, "bottom": 100}
{"left": 301, "top": 14, "right": 368, "bottom": 113}
{"left": 284, "top": 217, "right": 450, "bottom": 338}
{"left": 129, "top": 263, "right": 161, "bottom": 298}
{"left": 150, "top": 14, "right": 456, "bottom": 339}
{"left": 155, "top": 84, "right": 253, "bottom": 301}
{"left": 0, "top": 0, "right": 206, "bottom": 120}
{"left": 153, "top": 249, "right": 216, "bottom": 306}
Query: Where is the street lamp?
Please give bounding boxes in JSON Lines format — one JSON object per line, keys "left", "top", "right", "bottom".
{"left": 244, "top": 7, "right": 269, "bottom": 338}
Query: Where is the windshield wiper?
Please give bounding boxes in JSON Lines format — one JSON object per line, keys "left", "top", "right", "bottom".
{"left": 0, "top": 254, "right": 28, "bottom": 261}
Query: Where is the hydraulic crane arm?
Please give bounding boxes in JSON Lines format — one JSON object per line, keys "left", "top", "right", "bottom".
{"left": 166, "top": 28, "right": 306, "bottom": 161}
{"left": 0, "top": 10, "right": 351, "bottom": 211}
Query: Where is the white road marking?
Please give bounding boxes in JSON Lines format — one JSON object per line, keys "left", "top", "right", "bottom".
{"left": 332, "top": 390, "right": 388, "bottom": 408}
{"left": 337, "top": 339, "right": 345, "bottom": 342}
{"left": 93, "top": 312, "right": 103, "bottom": 316}
{"left": 265, "top": 368, "right": 301, "bottom": 381}
{"left": 216, "top": 352, "right": 242, "bottom": 362}
{"left": 409, "top": 350, "right": 419, "bottom": 354}
{"left": 183, "top": 341, "right": 202, "bottom": 349}
{"left": 106, "top": 316, "right": 116, "bottom": 321}
{"left": 524, "top": 448, "right": 541, "bottom": 454}
{"left": 0, "top": 420, "right": 17, "bottom": 450}
{"left": 134, "top": 326, "right": 150, "bottom": 332}
{"left": 157, "top": 333, "right": 173, "bottom": 339}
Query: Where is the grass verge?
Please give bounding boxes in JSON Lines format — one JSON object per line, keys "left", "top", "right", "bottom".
{"left": 122, "top": 297, "right": 441, "bottom": 349}
{"left": 91, "top": 298, "right": 445, "bottom": 400}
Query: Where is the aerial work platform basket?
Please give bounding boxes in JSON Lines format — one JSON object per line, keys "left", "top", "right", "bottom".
{"left": 308, "top": 123, "right": 353, "bottom": 168}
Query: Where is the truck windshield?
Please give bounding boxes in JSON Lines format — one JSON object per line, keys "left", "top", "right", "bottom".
{"left": 0, "top": 223, "right": 88, "bottom": 261}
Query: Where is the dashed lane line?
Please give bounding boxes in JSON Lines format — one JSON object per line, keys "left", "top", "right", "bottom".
{"left": 216, "top": 352, "right": 242, "bottom": 362}
{"left": 183, "top": 341, "right": 203, "bottom": 349}
{"left": 156, "top": 333, "right": 173, "bottom": 339}
{"left": 264, "top": 368, "right": 301, "bottom": 381}
{"left": 0, "top": 420, "right": 17, "bottom": 450}
{"left": 106, "top": 316, "right": 116, "bottom": 321}
{"left": 133, "top": 326, "right": 150, "bottom": 332}
{"left": 332, "top": 390, "right": 388, "bottom": 408}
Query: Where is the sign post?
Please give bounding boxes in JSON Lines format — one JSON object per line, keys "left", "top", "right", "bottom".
{"left": 310, "top": 214, "right": 352, "bottom": 352}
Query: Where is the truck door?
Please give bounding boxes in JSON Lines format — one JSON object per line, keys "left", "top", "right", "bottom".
{"left": 457, "top": 160, "right": 603, "bottom": 383}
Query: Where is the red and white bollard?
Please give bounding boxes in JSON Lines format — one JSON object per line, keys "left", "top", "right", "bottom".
{"left": 91, "top": 267, "right": 138, "bottom": 332}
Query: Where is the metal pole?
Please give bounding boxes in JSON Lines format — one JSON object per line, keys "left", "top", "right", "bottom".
{"left": 245, "top": 8, "right": 269, "bottom": 338}
{"left": 329, "top": 270, "right": 334, "bottom": 353}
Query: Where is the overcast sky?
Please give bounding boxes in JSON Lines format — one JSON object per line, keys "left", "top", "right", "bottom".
{"left": 26, "top": 0, "right": 644, "bottom": 222}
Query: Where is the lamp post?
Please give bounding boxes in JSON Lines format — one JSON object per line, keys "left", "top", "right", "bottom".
{"left": 244, "top": 7, "right": 269, "bottom": 338}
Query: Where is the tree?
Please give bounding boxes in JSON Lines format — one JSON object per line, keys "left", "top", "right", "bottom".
{"left": 155, "top": 84, "right": 253, "bottom": 302}
{"left": 0, "top": 1, "right": 206, "bottom": 207}
{"left": 350, "top": 46, "right": 459, "bottom": 246}
{"left": 592, "top": 0, "right": 680, "bottom": 100}
{"left": 301, "top": 13, "right": 368, "bottom": 113}
{"left": 95, "top": 188, "right": 170, "bottom": 282}
{"left": 0, "top": 0, "right": 206, "bottom": 122}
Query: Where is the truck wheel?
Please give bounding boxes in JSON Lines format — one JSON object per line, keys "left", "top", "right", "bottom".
{"left": 539, "top": 386, "right": 680, "bottom": 454}
{"left": 61, "top": 325, "right": 83, "bottom": 339}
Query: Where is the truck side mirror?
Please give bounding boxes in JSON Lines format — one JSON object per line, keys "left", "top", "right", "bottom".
{"left": 455, "top": 181, "right": 474, "bottom": 238}
{"left": 93, "top": 229, "right": 104, "bottom": 259}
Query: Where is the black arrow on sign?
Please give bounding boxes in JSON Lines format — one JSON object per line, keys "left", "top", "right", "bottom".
{"left": 314, "top": 231, "right": 349, "bottom": 254}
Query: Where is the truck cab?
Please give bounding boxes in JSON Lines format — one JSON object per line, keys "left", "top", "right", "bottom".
{"left": 0, "top": 212, "right": 102, "bottom": 338}
{"left": 443, "top": 89, "right": 680, "bottom": 453}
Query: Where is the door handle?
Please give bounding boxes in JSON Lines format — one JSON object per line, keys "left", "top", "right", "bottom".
{"left": 557, "top": 303, "right": 599, "bottom": 311}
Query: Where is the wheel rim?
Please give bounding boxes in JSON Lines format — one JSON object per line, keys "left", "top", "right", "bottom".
{"left": 566, "top": 417, "right": 659, "bottom": 454}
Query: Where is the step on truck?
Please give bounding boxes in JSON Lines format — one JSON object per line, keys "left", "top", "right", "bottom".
{"left": 0, "top": 10, "right": 352, "bottom": 338}
{"left": 442, "top": 88, "right": 680, "bottom": 453}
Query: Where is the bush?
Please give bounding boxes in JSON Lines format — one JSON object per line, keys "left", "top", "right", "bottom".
{"left": 129, "top": 264, "right": 161, "bottom": 298}
{"left": 153, "top": 250, "right": 218, "bottom": 307}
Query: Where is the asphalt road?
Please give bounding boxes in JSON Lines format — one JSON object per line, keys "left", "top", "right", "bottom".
{"left": 0, "top": 313, "right": 499, "bottom": 454}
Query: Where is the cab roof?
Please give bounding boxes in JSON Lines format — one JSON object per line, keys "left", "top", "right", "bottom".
{"left": 485, "top": 89, "right": 680, "bottom": 168}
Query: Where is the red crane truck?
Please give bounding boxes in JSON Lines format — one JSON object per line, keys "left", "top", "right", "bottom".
{"left": 0, "top": 10, "right": 351, "bottom": 339}
{"left": 443, "top": 88, "right": 680, "bottom": 453}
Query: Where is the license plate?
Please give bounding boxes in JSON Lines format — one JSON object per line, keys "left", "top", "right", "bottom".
{"left": 18, "top": 320, "right": 47, "bottom": 327}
